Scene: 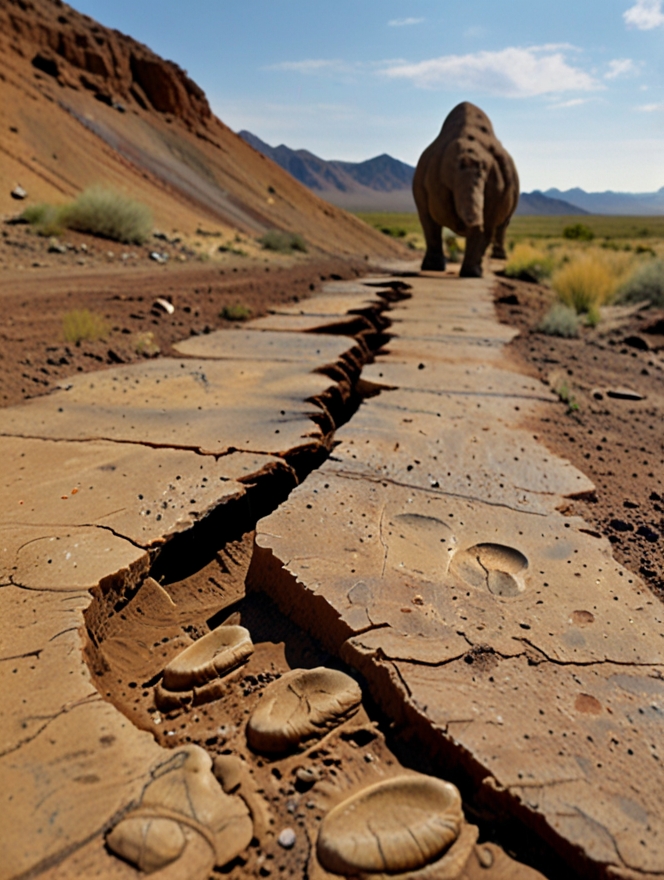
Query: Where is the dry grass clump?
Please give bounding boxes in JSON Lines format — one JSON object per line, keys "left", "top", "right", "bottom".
{"left": 617, "top": 258, "right": 664, "bottom": 306}
{"left": 505, "top": 244, "right": 554, "bottom": 283}
{"left": 63, "top": 309, "right": 109, "bottom": 344}
{"left": 135, "top": 331, "right": 160, "bottom": 357}
{"left": 258, "top": 230, "right": 307, "bottom": 253}
{"left": 220, "top": 304, "right": 252, "bottom": 321}
{"left": 551, "top": 254, "right": 617, "bottom": 314}
{"left": 65, "top": 187, "right": 153, "bottom": 243}
{"left": 537, "top": 303, "right": 580, "bottom": 337}
{"left": 22, "top": 187, "right": 152, "bottom": 244}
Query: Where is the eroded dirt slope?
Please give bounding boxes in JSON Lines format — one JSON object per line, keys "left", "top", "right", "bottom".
{"left": 0, "top": 0, "right": 407, "bottom": 257}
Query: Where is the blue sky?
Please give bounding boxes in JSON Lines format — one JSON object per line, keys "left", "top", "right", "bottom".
{"left": 70, "top": 1, "right": 663, "bottom": 191}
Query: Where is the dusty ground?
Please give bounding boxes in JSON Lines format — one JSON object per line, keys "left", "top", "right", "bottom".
{"left": 495, "top": 278, "right": 664, "bottom": 603}
{"left": 0, "top": 221, "right": 368, "bottom": 408}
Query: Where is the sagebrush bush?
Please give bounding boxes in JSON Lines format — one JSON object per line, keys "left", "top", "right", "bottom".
{"left": 65, "top": 187, "right": 153, "bottom": 243}
{"left": 21, "top": 203, "right": 68, "bottom": 236}
{"left": 63, "top": 309, "right": 109, "bottom": 344}
{"left": 617, "top": 258, "right": 664, "bottom": 306}
{"left": 504, "top": 244, "right": 554, "bottom": 282}
{"left": 537, "top": 303, "right": 580, "bottom": 337}
{"left": 258, "top": 230, "right": 307, "bottom": 253}
{"left": 21, "top": 187, "right": 152, "bottom": 243}
{"left": 563, "top": 223, "right": 594, "bottom": 242}
{"left": 552, "top": 255, "right": 615, "bottom": 313}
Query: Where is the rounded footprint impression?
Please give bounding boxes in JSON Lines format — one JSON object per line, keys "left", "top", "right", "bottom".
{"left": 247, "top": 667, "right": 361, "bottom": 753}
{"left": 451, "top": 543, "right": 528, "bottom": 597}
{"left": 317, "top": 775, "right": 472, "bottom": 877}
{"left": 106, "top": 746, "right": 253, "bottom": 878}
{"left": 155, "top": 625, "right": 254, "bottom": 709}
{"left": 163, "top": 625, "right": 253, "bottom": 690}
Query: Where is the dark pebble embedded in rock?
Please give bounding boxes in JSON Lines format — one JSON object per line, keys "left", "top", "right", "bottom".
{"left": 610, "top": 519, "right": 634, "bottom": 532}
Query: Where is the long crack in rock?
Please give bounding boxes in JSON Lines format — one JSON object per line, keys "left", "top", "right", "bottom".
{"left": 249, "top": 274, "right": 664, "bottom": 880}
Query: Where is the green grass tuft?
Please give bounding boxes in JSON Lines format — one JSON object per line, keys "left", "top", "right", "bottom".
{"left": 22, "top": 188, "right": 152, "bottom": 243}
{"left": 64, "top": 187, "right": 153, "bottom": 243}
{"left": 62, "top": 309, "right": 109, "bottom": 345}
{"left": 258, "top": 230, "right": 307, "bottom": 253}
{"left": 220, "top": 304, "right": 252, "bottom": 321}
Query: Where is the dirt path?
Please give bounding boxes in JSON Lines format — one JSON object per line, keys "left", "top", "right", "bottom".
{"left": 0, "top": 233, "right": 366, "bottom": 407}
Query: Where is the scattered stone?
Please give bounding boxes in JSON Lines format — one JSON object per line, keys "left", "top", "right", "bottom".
{"left": 605, "top": 387, "right": 645, "bottom": 401}
{"left": 11, "top": 185, "right": 27, "bottom": 199}
{"left": 153, "top": 297, "right": 175, "bottom": 315}
{"left": 150, "top": 251, "right": 168, "bottom": 264}
{"left": 47, "top": 239, "right": 67, "bottom": 254}
{"left": 246, "top": 667, "right": 362, "bottom": 754}
{"left": 278, "top": 828, "right": 296, "bottom": 849}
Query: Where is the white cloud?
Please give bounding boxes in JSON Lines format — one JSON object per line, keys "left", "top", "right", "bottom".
{"left": 638, "top": 102, "right": 664, "bottom": 111}
{"left": 388, "top": 17, "right": 424, "bottom": 27}
{"left": 381, "top": 46, "right": 599, "bottom": 98}
{"left": 605, "top": 58, "right": 637, "bottom": 79}
{"left": 624, "top": 0, "right": 664, "bottom": 29}
{"left": 268, "top": 59, "right": 354, "bottom": 75}
{"left": 551, "top": 98, "right": 591, "bottom": 108}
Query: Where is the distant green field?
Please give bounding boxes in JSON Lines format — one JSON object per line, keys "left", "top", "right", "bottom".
{"left": 356, "top": 212, "right": 664, "bottom": 243}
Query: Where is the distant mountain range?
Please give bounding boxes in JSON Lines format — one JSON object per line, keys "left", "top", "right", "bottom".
{"left": 240, "top": 132, "right": 663, "bottom": 216}
{"left": 545, "top": 187, "right": 664, "bottom": 216}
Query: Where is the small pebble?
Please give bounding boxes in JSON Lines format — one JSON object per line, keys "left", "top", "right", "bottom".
{"left": 278, "top": 828, "right": 296, "bottom": 849}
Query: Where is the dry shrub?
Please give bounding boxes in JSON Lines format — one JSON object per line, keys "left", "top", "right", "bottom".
{"left": 258, "top": 230, "right": 307, "bottom": 253}
{"left": 552, "top": 254, "right": 617, "bottom": 313}
{"left": 220, "top": 304, "right": 252, "bottom": 321}
{"left": 504, "top": 244, "right": 554, "bottom": 282}
{"left": 63, "top": 309, "right": 109, "bottom": 344}
{"left": 537, "top": 303, "right": 580, "bottom": 337}
{"left": 65, "top": 187, "right": 153, "bottom": 244}
{"left": 135, "top": 331, "right": 160, "bottom": 357}
{"left": 617, "top": 258, "right": 664, "bottom": 306}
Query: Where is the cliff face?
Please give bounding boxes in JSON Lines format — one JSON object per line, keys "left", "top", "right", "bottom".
{"left": 0, "top": 0, "right": 211, "bottom": 129}
{"left": 0, "top": 0, "right": 408, "bottom": 258}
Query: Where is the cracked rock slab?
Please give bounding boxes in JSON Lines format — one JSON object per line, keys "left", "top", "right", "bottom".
{"left": 0, "top": 358, "right": 337, "bottom": 456}
{"left": 251, "top": 274, "right": 664, "bottom": 879}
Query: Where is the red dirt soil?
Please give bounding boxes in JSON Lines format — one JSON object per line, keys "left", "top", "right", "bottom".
{"left": 495, "top": 278, "right": 664, "bottom": 605}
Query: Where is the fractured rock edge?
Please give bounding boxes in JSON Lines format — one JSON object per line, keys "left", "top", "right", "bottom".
{"left": 248, "top": 275, "right": 664, "bottom": 880}
{"left": 0, "top": 282, "right": 404, "bottom": 880}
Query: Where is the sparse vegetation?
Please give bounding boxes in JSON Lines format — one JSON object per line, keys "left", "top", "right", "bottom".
{"left": 62, "top": 309, "right": 109, "bottom": 344}
{"left": 551, "top": 254, "right": 616, "bottom": 314}
{"left": 617, "top": 258, "right": 664, "bottom": 306}
{"left": 554, "top": 379, "right": 580, "bottom": 413}
{"left": 220, "top": 304, "right": 252, "bottom": 321}
{"left": 21, "top": 187, "right": 153, "bottom": 243}
{"left": 65, "top": 187, "right": 153, "bottom": 243}
{"left": 134, "top": 331, "right": 160, "bottom": 357}
{"left": 505, "top": 243, "right": 554, "bottom": 282}
{"left": 563, "top": 223, "right": 595, "bottom": 242}
{"left": 537, "top": 303, "right": 580, "bottom": 337}
{"left": 258, "top": 230, "right": 307, "bottom": 253}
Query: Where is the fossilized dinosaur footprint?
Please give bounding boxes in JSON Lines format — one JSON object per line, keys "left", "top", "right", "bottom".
{"left": 316, "top": 775, "right": 477, "bottom": 879}
{"left": 247, "top": 667, "right": 362, "bottom": 753}
{"left": 155, "top": 624, "right": 253, "bottom": 709}
{"left": 106, "top": 745, "right": 252, "bottom": 877}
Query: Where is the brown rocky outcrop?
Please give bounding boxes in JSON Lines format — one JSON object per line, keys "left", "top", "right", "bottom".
{"left": 0, "top": 0, "right": 211, "bottom": 129}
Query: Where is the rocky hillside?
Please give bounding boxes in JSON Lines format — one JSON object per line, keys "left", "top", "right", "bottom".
{"left": 0, "top": 0, "right": 406, "bottom": 258}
